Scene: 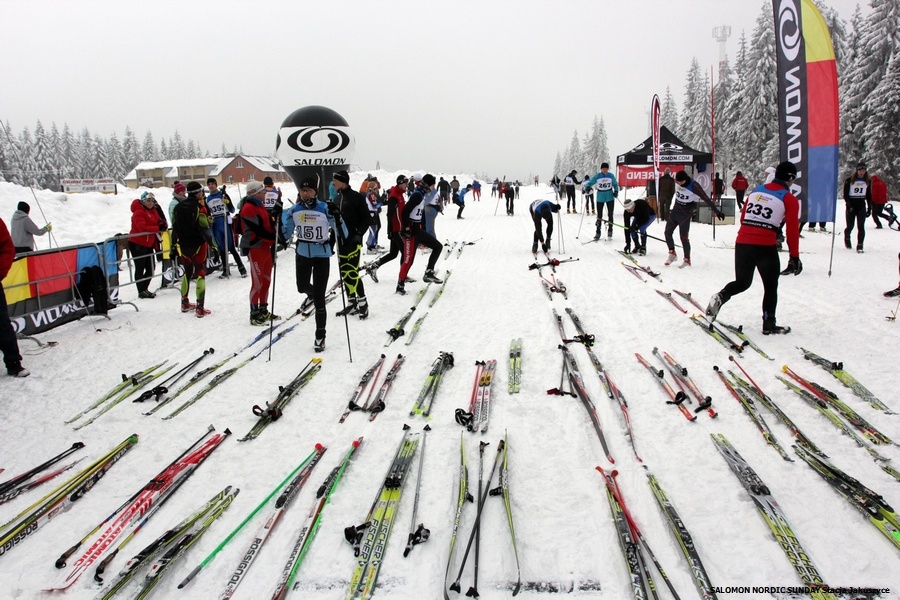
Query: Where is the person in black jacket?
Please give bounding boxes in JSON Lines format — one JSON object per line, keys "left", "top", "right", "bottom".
{"left": 171, "top": 181, "right": 216, "bottom": 316}
{"left": 622, "top": 198, "right": 655, "bottom": 256}
{"left": 843, "top": 162, "right": 872, "bottom": 253}
{"left": 331, "top": 170, "right": 371, "bottom": 318}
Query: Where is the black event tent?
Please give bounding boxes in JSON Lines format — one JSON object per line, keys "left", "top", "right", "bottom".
{"left": 615, "top": 125, "right": 712, "bottom": 166}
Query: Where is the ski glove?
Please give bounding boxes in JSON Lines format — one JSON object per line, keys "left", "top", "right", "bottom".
{"left": 781, "top": 256, "right": 803, "bottom": 276}
{"left": 45, "top": 223, "right": 53, "bottom": 232}
{"left": 715, "top": 209, "right": 725, "bottom": 221}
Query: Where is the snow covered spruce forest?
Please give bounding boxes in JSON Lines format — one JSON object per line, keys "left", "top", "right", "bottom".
{"left": 1, "top": 174, "right": 900, "bottom": 600}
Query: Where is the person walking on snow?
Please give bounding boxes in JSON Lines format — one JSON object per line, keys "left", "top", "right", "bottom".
{"left": 0, "top": 217, "right": 29, "bottom": 377}
{"left": 282, "top": 173, "right": 345, "bottom": 352}
{"left": 397, "top": 174, "right": 444, "bottom": 294}
{"left": 870, "top": 174, "right": 888, "bottom": 229}
{"left": 171, "top": 181, "right": 216, "bottom": 317}
{"left": 332, "top": 170, "right": 371, "bottom": 319}
{"left": 705, "top": 161, "right": 801, "bottom": 335}
{"left": 731, "top": 171, "right": 749, "bottom": 210}
{"left": 585, "top": 163, "right": 619, "bottom": 240}
{"left": 239, "top": 181, "right": 279, "bottom": 325}
{"left": 885, "top": 253, "right": 900, "bottom": 298}
{"left": 529, "top": 199, "right": 561, "bottom": 254}
{"left": 664, "top": 170, "right": 724, "bottom": 267}
{"left": 843, "top": 162, "right": 871, "bottom": 252}
{"left": 581, "top": 175, "right": 595, "bottom": 215}
{"left": 365, "top": 174, "right": 409, "bottom": 283}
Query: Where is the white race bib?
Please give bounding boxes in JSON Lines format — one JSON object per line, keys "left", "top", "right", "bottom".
{"left": 742, "top": 191, "right": 785, "bottom": 231}
{"left": 207, "top": 196, "right": 226, "bottom": 218}
{"left": 264, "top": 190, "right": 279, "bottom": 209}
{"left": 849, "top": 181, "right": 867, "bottom": 198}
{"left": 291, "top": 210, "right": 330, "bottom": 243}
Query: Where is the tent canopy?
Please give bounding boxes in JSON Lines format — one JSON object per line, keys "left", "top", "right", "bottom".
{"left": 616, "top": 125, "right": 712, "bottom": 166}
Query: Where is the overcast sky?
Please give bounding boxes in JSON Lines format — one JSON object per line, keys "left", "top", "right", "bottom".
{"left": 2, "top": 0, "right": 865, "bottom": 180}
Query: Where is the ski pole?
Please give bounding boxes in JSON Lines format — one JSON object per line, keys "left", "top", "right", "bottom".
{"left": 557, "top": 209, "right": 566, "bottom": 254}
{"left": 575, "top": 207, "right": 586, "bottom": 239}
{"left": 268, "top": 246, "right": 278, "bottom": 362}
{"left": 599, "top": 218, "right": 680, "bottom": 248}
{"left": 467, "top": 441, "right": 488, "bottom": 598}
{"left": 403, "top": 425, "right": 431, "bottom": 557}
{"left": 448, "top": 440, "right": 504, "bottom": 594}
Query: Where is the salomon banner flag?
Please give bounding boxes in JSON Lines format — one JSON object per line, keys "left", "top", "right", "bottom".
{"left": 651, "top": 95, "right": 661, "bottom": 184}
{"left": 773, "top": 0, "right": 840, "bottom": 223}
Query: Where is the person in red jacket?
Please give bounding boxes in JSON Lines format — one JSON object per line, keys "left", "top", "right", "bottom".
{"left": 239, "top": 181, "right": 278, "bottom": 325}
{"left": 129, "top": 191, "right": 168, "bottom": 299}
{"left": 706, "top": 161, "right": 802, "bottom": 335}
{"left": 364, "top": 174, "right": 409, "bottom": 283}
{"left": 0, "top": 218, "right": 28, "bottom": 377}
{"left": 871, "top": 174, "right": 888, "bottom": 229}
{"left": 731, "top": 171, "right": 749, "bottom": 210}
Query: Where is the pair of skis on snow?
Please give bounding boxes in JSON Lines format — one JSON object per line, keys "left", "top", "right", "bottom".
{"left": 339, "top": 354, "right": 406, "bottom": 423}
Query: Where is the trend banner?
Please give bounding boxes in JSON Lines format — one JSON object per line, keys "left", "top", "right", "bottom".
{"left": 773, "top": 0, "right": 839, "bottom": 222}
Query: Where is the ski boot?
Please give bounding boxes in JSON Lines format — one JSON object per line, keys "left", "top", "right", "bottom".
{"left": 664, "top": 252, "right": 678, "bottom": 266}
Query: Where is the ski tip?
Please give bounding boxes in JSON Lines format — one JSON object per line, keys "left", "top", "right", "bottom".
{"left": 315, "top": 443, "right": 324, "bottom": 451}
{"left": 352, "top": 439, "right": 362, "bottom": 448}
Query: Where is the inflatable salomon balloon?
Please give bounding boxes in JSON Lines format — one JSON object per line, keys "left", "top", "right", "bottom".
{"left": 275, "top": 106, "right": 355, "bottom": 198}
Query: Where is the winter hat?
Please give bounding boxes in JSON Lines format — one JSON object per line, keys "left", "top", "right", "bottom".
{"left": 550, "top": 202, "right": 561, "bottom": 213}
{"left": 186, "top": 181, "right": 203, "bottom": 195}
{"left": 422, "top": 174, "right": 436, "bottom": 186}
{"left": 173, "top": 182, "right": 187, "bottom": 196}
{"left": 263, "top": 176, "right": 274, "bottom": 186}
{"left": 674, "top": 170, "right": 690, "bottom": 184}
{"left": 622, "top": 199, "right": 635, "bottom": 211}
{"left": 299, "top": 173, "right": 320, "bottom": 190}
{"left": 140, "top": 191, "right": 156, "bottom": 202}
{"left": 332, "top": 170, "right": 350, "bottom": 184}
{"left": 600, "top": 162, "right": 609, "bottom": 170}
{"left": 17, "top": 201, "right": 30, "bottom": 213}
{"left": 396, "top": 174, "right": 409, "bottom": 185}
{"left": 856, "top": 162, "right": 867, "bottom": 170}
{"left": 245, "top": 180, "right": 265, "bottom": 196}
{"left": 774, "top": 161, "right": 798, "bottom": 182}
{"left": 412, "top": 172, "right": 424, "bottom": 182}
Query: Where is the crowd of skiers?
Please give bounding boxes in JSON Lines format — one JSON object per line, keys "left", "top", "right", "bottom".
{"left": 2, "top": 160, "right": 898, "bottom": 378}
{"left": 114, "top": 172, "right": 462, "bottom": 353}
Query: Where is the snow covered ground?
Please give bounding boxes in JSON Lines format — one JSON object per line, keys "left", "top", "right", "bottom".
{"left": 1, "top": 175, "right": 899, "bottom": 600}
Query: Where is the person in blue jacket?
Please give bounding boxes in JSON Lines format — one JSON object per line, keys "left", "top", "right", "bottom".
{"left": 206, "top": 178, "right": 247, "bottom": 278}
{"left": 454, "top": 184, "right": 471, "bottom": 219}
{"left": 664, "top": 170, "right": 724, "bottom": 267}
{"left": 529, "top": 199, "right": 561, "bottom": 254}
{"left": 282, "top": 173, "right": 347, "bottom": 352}
{"left": 585, "top": 163, "right": 619, "bottom": 240}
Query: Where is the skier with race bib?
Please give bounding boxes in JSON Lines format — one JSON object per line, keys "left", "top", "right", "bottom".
{"left": 705, "top": 161, "right": 801, "bottom": 335}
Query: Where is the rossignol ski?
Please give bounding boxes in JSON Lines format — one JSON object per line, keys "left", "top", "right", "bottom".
{"left": 272, "top": 438, "right": 362, "bottom": 599}
{"left": 177, "top": 444, "right": 326, "bottom": 590}
{"left": 217, "top": 445, "right": 327, "bottom": 598}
